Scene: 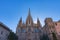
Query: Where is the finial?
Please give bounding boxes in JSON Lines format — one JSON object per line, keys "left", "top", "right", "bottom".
{"left": 28, "top": 8, "right": 31, "bottom": 16}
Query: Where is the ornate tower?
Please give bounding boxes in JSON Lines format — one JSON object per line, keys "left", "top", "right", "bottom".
{"left": 26, "top": 8, "right": 33, "bottom": 26}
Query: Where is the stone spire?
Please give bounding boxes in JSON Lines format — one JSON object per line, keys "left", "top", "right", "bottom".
{"left": 18, "top": 17, "right": 22, "bottom": 27}
{"left": 28, "top": 8, "right": 31, "bottom": 19}
{"left": 26, "top": 8, "right": 33, "bottom": 26}
{"left": 37, "top": 18, "right": 41, "bottom": 27}
{"left": 28, "top": 8, "right": 30, "bottom": 16}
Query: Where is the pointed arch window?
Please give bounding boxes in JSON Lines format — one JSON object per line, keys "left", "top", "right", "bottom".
{"left": 28, "top": 20, "right": 31, "bottom": 25}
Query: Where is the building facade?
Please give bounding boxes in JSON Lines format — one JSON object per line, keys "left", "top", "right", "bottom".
{"left": 16, "top": 9, "right": 43, "bottom": 40}
{"left": 0, "top": 22, "right": 11, "bottom": 40}
{"left": 43, "top": 18, "right": 56, "bottom": 40}
{"left": 54, "top": 21, "right": 60, "bottom": 40}
{"left": 54, "top": 21, "right": 60, "bottom": 35}
{"left": 43, "top": 18, "right": 60, "bottom": 40}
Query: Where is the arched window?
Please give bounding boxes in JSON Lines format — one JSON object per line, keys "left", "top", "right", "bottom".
{"left": 28, "top": 20, "right": 31, "bottom": 26}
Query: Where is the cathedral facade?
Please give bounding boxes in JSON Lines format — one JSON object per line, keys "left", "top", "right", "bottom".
{"left": 16, "top": 9, "right": 43, "bottom": 40}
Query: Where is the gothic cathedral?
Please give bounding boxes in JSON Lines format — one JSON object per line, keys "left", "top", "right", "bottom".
{"left": 16, "top": 8, "right": 43, "bottom": 40}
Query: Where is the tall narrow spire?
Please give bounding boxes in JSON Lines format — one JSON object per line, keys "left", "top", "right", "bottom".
{"left": 26, "top": 8, "right": 33, "bottom": 26}
{"left": 37, "top": 18, "right": 41, "bottom": 27}
{"left": 19, "top": 17, "right": 22, "bottom": 23}
{"left": 28, "top": 8, "right": 31, "bottom": 17}
{"left": 18, "top": 17, "right": 22, "bottom": 27}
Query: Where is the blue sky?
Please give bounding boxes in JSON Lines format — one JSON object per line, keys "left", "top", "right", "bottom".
{"left": 0, "top": 0, "right": 60, "bottom": 32}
